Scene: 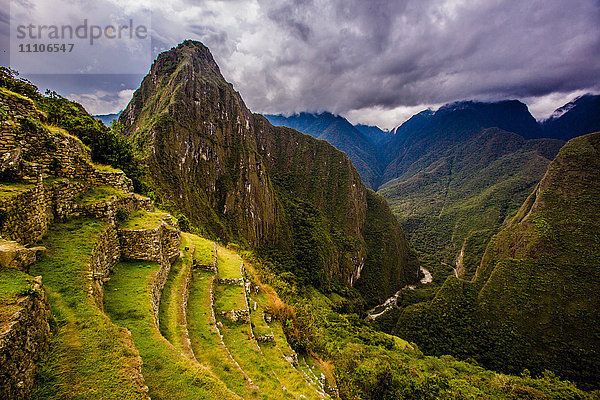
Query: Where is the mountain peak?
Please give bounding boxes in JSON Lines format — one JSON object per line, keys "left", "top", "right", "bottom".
{"left": 541, "top": 93, "right": 600, "bottom": 140}
{"left": 151, "top": 40, "right": 222, "bottom": 80}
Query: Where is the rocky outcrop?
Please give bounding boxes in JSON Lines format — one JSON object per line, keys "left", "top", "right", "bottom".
{"left": 0, "top": 239, "right": 44, "bottom": 271}
{"left": 255, "top": 333, "right": 275, "bottom": 344}
{"left": 0, "top": 276, "right": 52, "bottom": 400}
{"left": 217, "top": 277, "right": 244, "bottom": 286}
{"left": 217, "top": 309, "right": 250, "bottom": 323}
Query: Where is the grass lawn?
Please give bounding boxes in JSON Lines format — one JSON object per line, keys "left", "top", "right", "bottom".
{"left": 104, "top": 259, "right": 238, "bottom": 400}
{"left": 216, "top": 246, "right": 243, "bottom": 279}
{"left": 188, "top": 235, "right": 215, "bottom": 266}
{"left": 0, "top": 182, "right": 35, "bottom": 200}
{"left": 213, "top": 284, "right": 247, "bottom": 311}
{"left": 28, "top": 219, "right": 147, "bottom": 400}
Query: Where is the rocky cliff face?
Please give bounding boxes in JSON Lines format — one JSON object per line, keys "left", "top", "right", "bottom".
{"left": 120, "top": 41, "right": 279, "bottom": 247}
{"left": 120, "top": 41, "right": 416, "bottom": 298}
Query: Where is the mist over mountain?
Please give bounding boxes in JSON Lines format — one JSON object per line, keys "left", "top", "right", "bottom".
{"left": 541, "top": 94, "right": 600, "bottom": 140}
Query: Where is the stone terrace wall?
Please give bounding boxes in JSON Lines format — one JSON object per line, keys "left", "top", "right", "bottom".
{"left": 160, "top": 224, "right": 181, "bottom": 264}
{"left": 119, "top": 222, "right": 180, "bottom": 263}
{"left": 0, "top": 183, "right": 52, "bottom": 246}
{"left": 75, "top": 194, "right": 153, "bottom": 225}
{"left": 150, "top": 257, "right": 172, "bottom": 329}
{"left": 92, "top": 171, "right": 133, "bottom": 194}
{"left": 88, "top": 224, "right": 121, "bottom": 309}
{"left": 0, "top": 90, "right": 133, "bottom": 193}
{"left": 0, "top": 277, "right": 52, "bottom": 400}
{"left": 49, "top": 179, "right": 90, "bottom": 221}
{"left": 119, "top": 219, "right": 181, "bottom": 327}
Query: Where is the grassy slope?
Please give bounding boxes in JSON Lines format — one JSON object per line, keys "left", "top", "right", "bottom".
{"left": 29, "top": 219, "right": 146, "bottom": 400}
{"left": 211, "top": 269, "right": 287, "bottom": 397}
{"left": 212, "top": 250, "right": 325, "bottom": 399}
{"left": 104, "top": 259, "right": 238, "bottom": 400}
{"left": 217, "top": 317, "right": 291, "bottom": 398}
{"left": 246, "top": 288, "right": 325, "bottom": 399}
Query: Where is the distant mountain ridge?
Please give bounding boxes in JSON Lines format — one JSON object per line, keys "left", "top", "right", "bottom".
{"left": 541, "top": 94, "right": 600, "bottom": 140}
{"left": 94, "top": 111, "right": 122, "bottom": 126}
{"left": 267, "top": 95, "right": 600, "bottom": 191}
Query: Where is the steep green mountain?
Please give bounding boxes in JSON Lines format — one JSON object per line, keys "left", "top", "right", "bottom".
{"left": 541, "top": 94, "right": 600, "bottom": 141}
{"left": 396, "top": 132, "right": 600, "bottom": 388}
{"left": 354, "top": 124, "right": 389, "bottom": 147}
{"left": 119, "top": 41, "right": 415, "bottom": 302}
{"left": 379, "top": 128, "right": 564, "bottom": 278}
{"left": 265, "top": 112, "right": 383, "bottom": 189}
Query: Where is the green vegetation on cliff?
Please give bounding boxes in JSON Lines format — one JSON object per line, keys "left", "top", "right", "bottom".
{"left": 396, "top": 132, "right": 600, "bottom": 389}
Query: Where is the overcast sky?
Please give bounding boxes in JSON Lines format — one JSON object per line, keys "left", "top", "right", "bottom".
{"left": 2, "top": 0, "right": 599, "bottom": 129}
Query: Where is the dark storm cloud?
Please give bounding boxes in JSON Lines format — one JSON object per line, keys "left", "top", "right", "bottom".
{"left": 1, "top": 0, "right": 598, "bottom": 126}
{"left": 205, "top": 0, "right": 599, "bottom": 122}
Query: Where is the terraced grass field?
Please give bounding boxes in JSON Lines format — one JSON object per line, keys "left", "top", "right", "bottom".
{"left": 28, "top": 219, "right": 148, "bottom": 400}
{"left": 158, "top": 233, "right": 196, "bottom": 359}
{"left": 104, "top": 259, "right": 238, "bottom": 400}
{"left": 187, "top": 266, "right": 263, "bottom": 399}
